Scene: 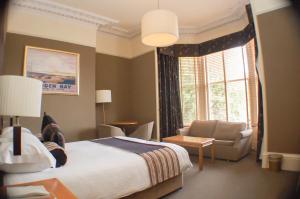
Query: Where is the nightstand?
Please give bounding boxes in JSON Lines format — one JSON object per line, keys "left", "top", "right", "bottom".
{"left": 1, "top": 178, "right": 77, "bottom": 199}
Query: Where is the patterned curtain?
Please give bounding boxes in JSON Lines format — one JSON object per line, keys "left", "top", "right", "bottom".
{"left": 291, "top": 0, "right": 300, "bottom": 15}
{"left": 256, "top": 78, "right": 264, "bottom": 161}
{"left": 157, "top": 49, "right": 183, "bottom": 138}
{"left": 159, "top": 18, "right": 255, "bottom": 57}
{"left": 244, "top": 5, "right": 265, "bottom": 162}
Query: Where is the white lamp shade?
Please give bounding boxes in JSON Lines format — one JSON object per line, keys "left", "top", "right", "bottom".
{"left": 141, "top": 9, "right": 179, "bottom": 47}
{"left": 96, "top": 90, "right": 112, "bottom": 103}
{"left": 0, "top": 75, "right": 42, "bottom": 117}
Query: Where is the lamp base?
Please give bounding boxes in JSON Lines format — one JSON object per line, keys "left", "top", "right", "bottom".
{"left": 13, "top": 126, "right": 21, "bottom": 156}
{"left": 102, "top": 103, "right": 106, "bottom": 124}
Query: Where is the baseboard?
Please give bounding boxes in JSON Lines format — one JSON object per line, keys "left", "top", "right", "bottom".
{"left": 262, "top": 152, "right": 300, "bottom": 172}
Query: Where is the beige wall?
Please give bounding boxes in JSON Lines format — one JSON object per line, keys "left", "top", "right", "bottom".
{"left": 130, "top": 51, "right": 157, "bottom": 138}
{"left": 95, "top": 53, "right": 131, "bottom": 124}
{"left": 257, "top": 6, "right": 300, "bottom": 153}
{"left": 3, "top": 33, "right": 157, "bottom": 141}
{"left": 96, "top": 51, "right": 158, "bottom": 138}
{"left": 96, "top": 32, "right": 133, "bottom": 59}
{"left": 3, "top": 33, "right": 96, "bottom": 142}
{"left": 0, "top": 0, "right": 9, "bottom": 75}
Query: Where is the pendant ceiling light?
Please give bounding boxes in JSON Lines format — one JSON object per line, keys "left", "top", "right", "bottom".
{"left": 141, "top": 0, "right": 179, "bottom": 47}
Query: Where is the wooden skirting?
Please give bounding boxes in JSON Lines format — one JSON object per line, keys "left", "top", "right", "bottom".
{"left": 123, "top": 174, "right": 183, "bottom": 199}
{"left": 262, "top": 152, "right": 300, "bottom": 171}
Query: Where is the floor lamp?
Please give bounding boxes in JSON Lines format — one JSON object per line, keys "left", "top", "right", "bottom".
{"left": 96, "top": 90, "right": 112, "bottom": 124}
{"left": 0, "top": 75, "right": 42, "bottom": 155}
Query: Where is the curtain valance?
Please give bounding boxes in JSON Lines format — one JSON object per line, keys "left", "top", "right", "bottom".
{"left": 159, "top": 5, "right": 255, "bottom": 58}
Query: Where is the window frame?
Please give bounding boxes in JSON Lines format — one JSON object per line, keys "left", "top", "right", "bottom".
{"left": 179, "top": 40, "right": 258, "bottom": 127}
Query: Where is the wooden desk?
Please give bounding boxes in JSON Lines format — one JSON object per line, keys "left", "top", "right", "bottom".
{"left": 110, "top": 121, "right": 138, "bottom": 134}
{"left": 1, "top": 178, "right": 77, "bottom": 199}
{"left": 110, "top": 121, "right": 138, "bottom": 126}
{"left": 163, "top": 135, "right": 215, "bottom": 170}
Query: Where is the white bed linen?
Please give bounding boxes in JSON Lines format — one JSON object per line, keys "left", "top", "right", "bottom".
{"left": 4, "top": 137, "right": 192, "bottom": 199}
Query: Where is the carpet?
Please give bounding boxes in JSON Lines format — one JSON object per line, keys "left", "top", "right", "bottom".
{"left": 164, "top": 153, "right": 299, "bottom": 199}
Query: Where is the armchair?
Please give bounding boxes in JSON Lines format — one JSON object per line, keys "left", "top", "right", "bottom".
{"left": 97, "top": 124, "right": 125, "bottom": 138}
{"left": 129, "top": 121, "right": 154, "bottom": 141}
{"left": 176, "top": 120, "right": 253, "bottom": 161}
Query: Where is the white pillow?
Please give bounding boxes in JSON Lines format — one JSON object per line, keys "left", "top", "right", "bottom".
{"left": 0, "top": 127, "right": 56, "bottom": 173}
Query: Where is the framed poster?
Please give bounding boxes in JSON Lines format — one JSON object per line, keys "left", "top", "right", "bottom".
{"left": 23, "top": 46, "right": 80, "bottom": 95}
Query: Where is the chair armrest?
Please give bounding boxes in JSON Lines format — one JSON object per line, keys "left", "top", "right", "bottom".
{"left": 176, "top": 127, "right": 190, "bottom": 136}
{"left": 240, "top": 129, "right": 253, "bottom": 138}
{"left": 233, "top": 129, "right": 253, "bottom": 148}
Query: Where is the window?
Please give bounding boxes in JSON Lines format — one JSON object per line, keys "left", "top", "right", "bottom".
{"left": 179, "top": 39, "right": 258, "bottom": 127}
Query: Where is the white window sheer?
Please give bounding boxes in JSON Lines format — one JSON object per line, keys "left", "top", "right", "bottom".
{"left": 179, "top": 39, "right": 258, "bottom": 147}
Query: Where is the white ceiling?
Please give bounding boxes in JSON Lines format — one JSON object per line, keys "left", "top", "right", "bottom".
{"left": 50, "top": 0, "right": 249, "bottom": 36}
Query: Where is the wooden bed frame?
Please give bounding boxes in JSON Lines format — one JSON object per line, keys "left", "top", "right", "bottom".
{"left": 0, "top": 173, "right": 183, "bottom": 199}
{"left": 124, "top": 174, "right": 183, "bottom": 199}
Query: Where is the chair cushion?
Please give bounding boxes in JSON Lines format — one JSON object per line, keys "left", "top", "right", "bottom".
{"left": 214, "top": 140, "right": 235, "bottom": 146}
{"left": 213, "top": 121, "right": 246, "bottom": 141}
{"left": 189, "top": 120, "right": 217, "bottom": 138}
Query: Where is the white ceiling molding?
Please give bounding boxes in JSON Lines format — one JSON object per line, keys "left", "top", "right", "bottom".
{"left": 179, "top": 3, "right": 247, "bottom": 35}
{"left": 11, "top": 0, "right": 118, "bottom": 26}
{"left": 250, "top": 0, "right": 291, "bottom": 15}
{"left": 98, "top": 12, "right": 248, "bottom": 39}
{"left": 98, "top": 25, "right": 139, "bottom": 38}
{"left": 98, "top": 0, "right": 248, "bottom": 39}
{"left": 11, "top": 0, "right": 250, "bottom": 39}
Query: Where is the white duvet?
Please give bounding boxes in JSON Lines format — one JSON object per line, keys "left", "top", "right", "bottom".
{"left": 4, "top": 137, "right": 192, "bottom": 199}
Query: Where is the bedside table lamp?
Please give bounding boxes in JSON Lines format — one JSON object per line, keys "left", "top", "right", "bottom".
{"left": 96, "top": 90, "right": 111, "bottom": 124}
{"left": 0, "top": 75, "right": 42, "bottom": 155}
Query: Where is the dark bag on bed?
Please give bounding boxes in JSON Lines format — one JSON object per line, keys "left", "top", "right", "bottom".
{"left": 41, "top": 113, "right": 66, "bottom": 148}
{"left": 41, "top": 112, "right": 57, "bottom": 131}
{"left": 44, "top": 142, "right": 67, "bottom": 167}
{"left": 42, "top": 124, "right": 65, "bottom": 148}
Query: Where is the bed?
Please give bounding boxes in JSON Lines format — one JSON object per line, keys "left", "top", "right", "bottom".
{"left": 4, "top": 137, "right": 192, "bottom": 199}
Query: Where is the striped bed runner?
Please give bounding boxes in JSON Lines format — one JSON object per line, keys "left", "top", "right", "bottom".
{"left": 92, "top": 137, "right": 180, "bottom": 186}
